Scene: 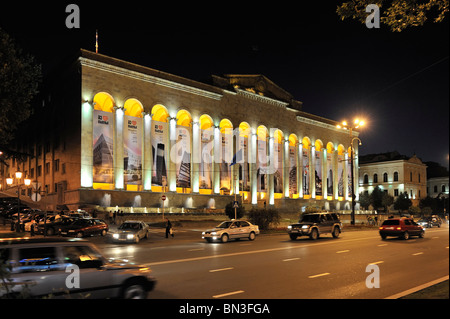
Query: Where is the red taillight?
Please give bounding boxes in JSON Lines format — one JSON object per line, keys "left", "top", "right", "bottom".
{"left": 396, "top": 227, "right": 401, "bottom": 230}
{"left": 379, "top": 227, "right": 383, "bottom": 230}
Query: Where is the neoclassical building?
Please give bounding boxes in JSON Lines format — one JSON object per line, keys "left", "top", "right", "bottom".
{"left": 1, "top": 49, "right": 361, "bottom": 213}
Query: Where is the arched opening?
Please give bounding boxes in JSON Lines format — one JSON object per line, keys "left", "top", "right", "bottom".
{"left": 124, "top": 98, "right": 144, "bottom": 118}
{"left": 219, "top": 119, "right": 233, "bottom": 195}
{"left": 273, "top": 130, "right": 284, "bottom": 196}
{"left": 199, "top": 114, "right": 214, "bottom": 194}
{"left": 93, "top": 92, "right": 115, "bottom": 113}
{"left": 288, "top": 134, "right": 299, "bottom": 199}
{"left": 175, "top": 110, "right": 192, "bottom": 193}
{"left": 151, "top": 104, "right": 169, "bottom": 122}
{"left": 302, "top": 137, "right": 311, "bottom": 198}
{"left": 257, "top": 126, "right": 268, "bottom": 200}
{"left": 238, "top": 122, "right": 251, "bottom": 196}
{"left": 150, "top": 104, "right": 169, "bottom": 193}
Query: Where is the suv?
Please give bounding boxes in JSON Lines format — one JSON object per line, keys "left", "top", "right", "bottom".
{"left": 0, "top": 238, "right": 156, "bottom": 299}
{"left": 287, "top": 212, "right": 342, "bottom": 240}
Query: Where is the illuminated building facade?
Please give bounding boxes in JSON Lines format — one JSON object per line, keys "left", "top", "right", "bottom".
{"left": 1, "top": 50, "right": 361, "bottom": 213}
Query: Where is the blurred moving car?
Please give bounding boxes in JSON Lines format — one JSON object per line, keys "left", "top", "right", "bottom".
{"left": 379, "top": 217, "right": 425, "bottom": 240}
{"left": 0, "top": 238, "right": 156, "bottom": 299}
{"left": 202, "top": 220, "right": 260, "bottom": 243}
{"left": 59, "top": 218, "right": 108, "bottom": 238}
{"left": 111, "top": 221, "right": 150, "bottom": 243}
{"left": 287, "top": 212, "right": 342, "bottom": 240}
{"left": 417, "top": 215, "right": 442, "bottom": 228}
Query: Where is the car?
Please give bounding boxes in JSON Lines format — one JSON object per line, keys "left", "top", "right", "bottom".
{"left": 202, "top": 220, "right": 260, "bottom": 243}
{"left": 417, "top": 217, "right": 432, "bottom": 228}
{"left": 36, "top": 216, "right": 78, "bottom": 235}
{"left": 379, "top": 217, "right": 425, "bottom": 240}
{"left": 430, "top": 215, "right": 442, "bottom": 228}
{"left": 111, "top": 221, "right": 150, "bottom": 243}
{"left": 59, "top": 218, "right": 108, "bottom": 238}
{"left": 0, "top": 238, "right": 156, "bottom": 299}
{"left": 287, "top": 212, "right": 342, "bottom": 240}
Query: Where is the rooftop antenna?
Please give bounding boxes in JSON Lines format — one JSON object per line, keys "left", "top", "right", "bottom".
{"left": 95, "top": 29, "right": 99, "bottom": 53}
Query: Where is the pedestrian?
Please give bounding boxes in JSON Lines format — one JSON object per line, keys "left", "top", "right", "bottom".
{"left": 113, "top": 210, "right": 117, "bottom": 224}
{"left": 30, "top": 219, "right": 35, "bottom": 237}
{"left": 109, "top": 210, "right": 113, "bottom": 223}
{"left": 165, "top": 218, "right": 174, "bottom": 238}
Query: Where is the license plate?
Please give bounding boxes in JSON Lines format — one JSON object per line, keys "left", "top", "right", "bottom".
{"left": 61, "top": 232, "right": 67, "bottom": 235}
{"left": 385, "top": 227, "right": 394, "bottom": 230}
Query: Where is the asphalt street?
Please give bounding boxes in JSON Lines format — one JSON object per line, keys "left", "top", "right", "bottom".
{"left": 91, "top": 223, "right": 449, "bottom": 299}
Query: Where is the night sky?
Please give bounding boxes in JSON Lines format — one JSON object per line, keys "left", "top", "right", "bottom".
{"left": 1, "top": 1, "right": 448, "bottom": 168}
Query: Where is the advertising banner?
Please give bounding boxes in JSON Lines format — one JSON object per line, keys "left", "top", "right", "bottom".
{"left": 220, "top": 129, "right": 232, "bottom": 193}
{"left": 257, "top": 139, "right": 267, "bottom": 192}
{"left": 327, "top": 153, "right": 333, "bottom": 196}
{"left": 338, "top": 154, "right": 344, "bottom": 197}
{"left": 302, "top": 148, "right": 310, "bottom": 195}
{"left": 288, "top": 145, "right": 297, "bottom": 195}
{"left": 200, "top": 128, "right": 213, "bottom": 189}
{"left": 315, "top": 150, "right": 322, "bottom": 196}
{"left": 151, "top": 120, "right": 168, "bottom": 187}
{"left": 175, "top": 125, "right": 191, "bottom": 188}
{"left": 124, "top": 115, "right": 142, "bottom": 186}
{"left": 93, "top": 110, "right": 114, "bottom": 183}
{"left": 274, "top": 142, "right": 283, "bottom": 193}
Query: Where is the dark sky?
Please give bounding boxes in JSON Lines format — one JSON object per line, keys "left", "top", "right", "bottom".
{"left": 1, "top": 1, "right": 448, "bottom": 168}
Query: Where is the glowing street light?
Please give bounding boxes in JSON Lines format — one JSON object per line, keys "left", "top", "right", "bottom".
{"left": 6, "top": 172, "right": 31, "bottom": 232}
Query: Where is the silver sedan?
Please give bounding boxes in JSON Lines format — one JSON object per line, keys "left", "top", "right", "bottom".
{"left": 111, "top": 220, "right": 150, "bottom": 243}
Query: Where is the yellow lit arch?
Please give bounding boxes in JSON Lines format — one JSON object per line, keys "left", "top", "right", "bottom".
{"left": 257, "top": 125, "right": 268, "bottom": 141}
{"left": 326, "top": 142, "right": 335, "bottom": 154}
{"left": 177, "top": 110, "right": 192, "bottom": 127}
{"left": 338, "top": 144, "right": 345, "bottom": 155}
{"left": 302, "top": 137, "right": 311, "bottom": 149}
{"left": 220, "top": 119, "right": 233, "bottom": 134}
{"left": 274, "top": 129, "right": 284, "bottom": 144}
{"left": 124, "top": 98, "right": 144, "bottom": 118}
{"left": 289, "top": 134, "right": 298, "bottom": 147}
{"left": 151, "top": 104, "right": 169, "bottom": 122}
{"left": 93, "top": 92, "right": 115, "bottom": 113}
{"left": 315, "top": 139, "right": 323, "bottom": 151}
{"left": 239, "top": 122, "right": 251, "bottom": 137}
{"left": 199, "top": 114, "right": 214, "bottom": 130}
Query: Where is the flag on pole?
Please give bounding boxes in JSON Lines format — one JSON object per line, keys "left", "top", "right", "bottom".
{"left": 95, "top": 30, "right": 99, "bottom": 53}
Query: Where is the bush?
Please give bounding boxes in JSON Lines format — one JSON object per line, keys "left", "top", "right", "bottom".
{"left": 247, "top": 208, "right": 280, "bottom": 230}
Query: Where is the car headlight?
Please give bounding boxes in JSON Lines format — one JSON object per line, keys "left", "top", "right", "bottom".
{"left": 287, "top": 225, "right": 292, "bottom": 230}
{"left": 211, "top": 232, "right": 217, "bottom": 236}
{"left": 113, "top": 233, "right": 119, "bottom": 239}
{"left": 127, "top": 234, "right": 135, "bottom": 240}
{"left": 302, "top": 225, "right": 310, "bottom": 229}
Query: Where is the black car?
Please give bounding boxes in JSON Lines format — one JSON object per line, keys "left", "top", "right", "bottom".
{"left": 36, "top": 216, "right": 78, "bottom": 235}
{"left": 287, "top": 212, "right": 342, "bottom": 240}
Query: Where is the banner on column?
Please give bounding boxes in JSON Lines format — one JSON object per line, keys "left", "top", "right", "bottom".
{"left": 238, "top": 136, "right": 250, "bottom": 192}
{"left": 93, "top": 110, "right": 114, "bottom": 184}
{"left": 151, "top": 120, "right": 168, "bottom": 187}
{"left": 200, "top": 128, "right": 213, "bottom": 190}
{"left": 274, "top": 142, "right": 283, "bottom": 193}
{"left": 288, "top": 145, "right": 297, "bottom": 195}
{"left": 338, "top": 154, "right": 344, "bottom": 197}
{"left": 220, "top": 129, "right": 232, "bottom": 193}
{"left": 124, "top": 115, "right": 142, "bottom": 187}
{"left": 302, "top": 148, "right": 310, "bottom": 195}
{"left": 257, "top": 139, "right": 267, "bottom": 192}
{"left": 327, "top": 153, "right": 333, "bottom": 197}
{"left": 176, "top": 125, "right": 191, "bottom": 189}
{"left": 347, "top": 156, "right": 353, "bottom": 198}
{"left": 315, "top": 151, "right": 322, "bottom": 196}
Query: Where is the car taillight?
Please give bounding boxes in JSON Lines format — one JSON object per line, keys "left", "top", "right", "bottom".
{"left": 379, "top": 227, "right": 383, "bottom": 230}
{"left": 396, "top": 227, "right": 401, "bottom": 230}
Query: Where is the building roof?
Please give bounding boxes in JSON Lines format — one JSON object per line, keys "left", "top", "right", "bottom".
{"left": 359, "top": 151, "right": 425, "bottom": 166}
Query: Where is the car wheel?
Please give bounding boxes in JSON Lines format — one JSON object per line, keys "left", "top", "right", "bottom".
{"left": 101, "top": 229, "right": 107, "bottom": 236}
{"left": 419, "top": 230, "right": 425, "bottom": 238}
{"left": 135, "top": 236, "right": 140, "bottom": 243}
{"left": 145, "top": 231, "right": 149, "bottom": 239}
{"left": 46, "top": 227, "right": 54, "bottom": 236}
{"left": 121, "top": 281, "right": 147, "bottom": 299}
{"left": 221, "top": 233, "right": 229, "bottom": 243}
{"left": 381, "top": 234, "right": 387, "bottom": 240}
{"left": 332, "top": 227, "right": 340, "bottom": 238}
{"left": 403, "top": 231, "right": 410, "bottom": 240}
{"left": 249, "top": 232, "right": 256, "bottom": 241}
{"left": 289, "top": 234, "right": 298, "bottom": 241}
{"left": 310, "top": 228, "right": 319, "bottom": 240}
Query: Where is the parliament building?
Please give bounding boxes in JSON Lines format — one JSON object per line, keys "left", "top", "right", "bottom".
{"left": 1, "top": 49, "right": 361, "bottom": 214}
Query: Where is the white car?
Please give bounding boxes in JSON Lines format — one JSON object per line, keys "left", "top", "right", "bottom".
{"left": 202, "top": 220, "right": 260, "bottom": 243}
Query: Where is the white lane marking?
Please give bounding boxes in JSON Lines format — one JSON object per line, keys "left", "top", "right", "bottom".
{"left": 336, "top": 250, "right": 350, "bottom": 254}
{"left": 188, "top": 248, "right": 205, "bottom": 252}
{"left": 369, "top": 261, "right": 384, "bottom": 265}
{"left": 146, "top": 235, "right": 382, "bottom": 266}
{"left": 283, "top": 258, "right": 300, "bottom": 262}
{"left": 209, "top": 267, "right": 234, "bottom": 273}
{"left": 377, "top": 244, "right": 388, "bottom": 247}
{"left": 412, "top": 252, "right": 424, "bottom": 256}
{"left": 385, "top": 275, "right": 450, "bottom": 299}
{"left": 213, "top": 290, "right": 245, "bottom": 299}
{"left": 308, "top": 273, "right": 330, "bottom": 279}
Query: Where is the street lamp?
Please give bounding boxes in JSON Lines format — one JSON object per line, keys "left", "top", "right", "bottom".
{"left": 337, "top": 119, "right": 365, "bottom": 225}
{"left": 6, "top": 172, "right": 31, "bottom": 232}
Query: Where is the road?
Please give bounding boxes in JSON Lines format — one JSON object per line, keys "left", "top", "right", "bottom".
{"left": 90, "top": 223, "right": 449, "bottom": 299}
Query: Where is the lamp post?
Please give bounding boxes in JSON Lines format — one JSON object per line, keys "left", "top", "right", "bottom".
{"left": 337, "top": 119, "right": 364, "bottom": 225}
{"left": 6, "top": 172, "right": 31, "bottom": 232}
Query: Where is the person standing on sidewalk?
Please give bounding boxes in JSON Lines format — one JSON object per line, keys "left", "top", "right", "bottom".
{"left": 165, "top": 218, "right": 174, "bottom": 238}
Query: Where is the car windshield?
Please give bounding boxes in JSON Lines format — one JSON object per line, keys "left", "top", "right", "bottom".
{"left": 216, "top": 221, "right": 233, "bottom": 228}
{"left": 300, "top": 214, "right": 320, "bottom": 223}
{"left": 382, "top": 219, "right": 400, "bottom": 225}
{"left": 119, "top": 222, "right": 140, "bottom": 230}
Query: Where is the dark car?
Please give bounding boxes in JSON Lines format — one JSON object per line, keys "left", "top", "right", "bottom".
{"left": 379, "top": 217, "right": 425, "bottom": 240}
{"left": 287, "top": 212, "right": 342, "bottom": 240}
{"left": 60, "top": 218, "right": 108, "bottom": 238}
{"left": 36, "top": 216, "right": 78, "bottom": 236}
{"left": 0, "top": 238, "right": 156, "bottom": 299}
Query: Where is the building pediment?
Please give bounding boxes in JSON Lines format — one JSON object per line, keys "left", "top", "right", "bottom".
{"left": 212, "top": 74, "right": 303, "bottom": 111}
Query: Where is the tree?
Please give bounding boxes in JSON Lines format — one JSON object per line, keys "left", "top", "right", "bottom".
{"left": 224, "top": 201, "right": 245, "bottom": 220}
{"left": 0, "top": 27, "right": 41, "bottom": 151}
{"left": 336, "top": 0, "right": 449, "bottom": 32}
{"left": 382, "top": 193, "right": 394, "bottom": 212}
{"left": 394, "top": 192, "right": 412, "bottom": 212}
{"left": 370, "top": 186, "right": 384, "bottom": 210}
{"left": 247, "top": 208, "right": 280, "bottom": 230}
{"left": 359, "top": 192, "right": 371, "bottom": 210}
